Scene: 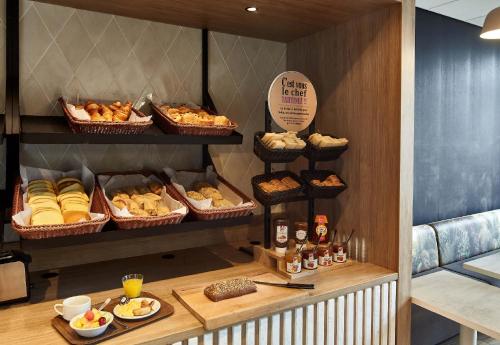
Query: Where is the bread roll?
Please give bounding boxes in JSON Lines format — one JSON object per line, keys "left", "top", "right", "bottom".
{"left": 204, "top": 278, "right": 257, "bottom": 302}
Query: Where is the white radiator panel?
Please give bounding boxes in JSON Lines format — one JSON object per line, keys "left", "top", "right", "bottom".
{"left": 174, "top": 280, "right": 397, "bottom": 345}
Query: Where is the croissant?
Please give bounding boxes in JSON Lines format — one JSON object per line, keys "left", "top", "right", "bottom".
{"left": 121, "top": 104, "right": 132, "bottom": 116}
{"left": 91, "top": 113, "right": 105, "bottom": 122}
{"left": 112, "top": 114, "right": 125, "bottom": 122}
{"left": 113, "top": 110, "right": 129, "bottom": 121}
{"left": 85, "top": 103, "right": 99, "bottom": 112}
{"left": 102, "top": 112, "right": 113, "bottom": 122}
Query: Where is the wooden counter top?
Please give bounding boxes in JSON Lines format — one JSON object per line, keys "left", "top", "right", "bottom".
{"left": 0, "top": 261, "right": 397, "bottom": 345}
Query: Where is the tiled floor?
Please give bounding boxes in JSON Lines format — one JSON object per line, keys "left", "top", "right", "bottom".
{"left": 440, "top": 333, "right": 500, "bottom": 345}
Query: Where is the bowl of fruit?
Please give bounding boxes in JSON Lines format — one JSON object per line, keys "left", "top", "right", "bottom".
{"left": 70, "top": 308, "right": 114, "bottom": 338}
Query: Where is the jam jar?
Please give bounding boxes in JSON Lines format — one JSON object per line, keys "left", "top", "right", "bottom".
{"left": 285, "top": 247, "right": 302, "bottom": 274}
{"left": 302, "top": 249, "right": 318, "bottom": 270}
{"left": 318, "top": 244, "right": 333, "bottom": 266}
{"left": 332, "top": 242, "right": 347, "bottom": 263}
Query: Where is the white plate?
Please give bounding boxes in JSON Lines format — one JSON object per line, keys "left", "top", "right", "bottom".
{"left": 113, "top": 297, "right": 161, "bottom": 320}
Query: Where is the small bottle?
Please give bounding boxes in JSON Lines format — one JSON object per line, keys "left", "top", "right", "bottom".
{"left": 285, "top": 243, "right": 302, "bottom": 274}
{"left": 294, "top": 221, "right": 308, "bottom": 249}
{"left": 311, "top": 215, "right": 329, "bottom": 244}
{"left": 274, "top": 218, "right": 289, "bottom": 255}
{"left": 302, "top": 249, "right": 318, "bottom": 270}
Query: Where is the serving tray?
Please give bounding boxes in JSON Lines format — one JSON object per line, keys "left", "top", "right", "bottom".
{"left": 52, "top": 292, "right": 174, "bottom": 345}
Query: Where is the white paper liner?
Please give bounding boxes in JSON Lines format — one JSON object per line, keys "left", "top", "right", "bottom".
{"left": 163, "top": 166, "right": 253, "bottom": 210}
{"left": 12, "top": 164, "right": 106, "bottom": 226}
{"left": 67, "top": 103, "right": 152, "bottom": 123}
{"left": 98, "top": 174, "right": 188, "bottom": 218}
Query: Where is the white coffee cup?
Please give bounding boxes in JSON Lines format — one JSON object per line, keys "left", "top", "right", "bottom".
{"left": 54, "top": 295, "right": 91, "bottom": 321}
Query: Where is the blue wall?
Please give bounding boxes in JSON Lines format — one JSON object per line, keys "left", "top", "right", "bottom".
{"left": 414, "top": 9, "right": 500, "bottom": 225}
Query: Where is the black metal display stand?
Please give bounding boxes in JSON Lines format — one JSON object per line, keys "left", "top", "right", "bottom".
{"left": 257, "top": 103, "right": 347, "bottom": 249}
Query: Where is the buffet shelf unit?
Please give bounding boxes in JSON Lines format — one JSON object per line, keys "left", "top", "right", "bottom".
{"left": 256, "top": 103, "right": 347, "bottom": 249}
{"left": 0, "top": 10, "right": 251, "bottom": 249}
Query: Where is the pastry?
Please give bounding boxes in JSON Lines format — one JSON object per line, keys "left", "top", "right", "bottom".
{"left": 214, "top": 115, "right": 229, "bottom": 126}
{"left": 112, "top": 198, "right": 127, "bottom": 210}
{"left": 281, "top": 176, "right": 301, "bottom": 189}
{"left": 258, "top": 176, "right": 301, "bottom": 194}
{"left": 204, "top": 278, "right": 257, "bottom": 302}
{"left": 76, "top": 99, "right": 134, "bottom": 122}
{"left": 261, "top": 131, "right": 306, "bottom": 150}
{"left": 159, "top": 104, "right": 234, "bottom": 127}
{"left": 187, "top": 191, "right": 205, "bottom": 201}
{"left": 199, "top": 187, "right": 223, "bottom": 200}
{"left": 311, "top": 174, "right": 344, "bottom": 187}
{"left": 308, "top": 133, "right": 348, "bottom": 148}
{"left": 111, "top": 182, "right": 172, "bottom": 217}
{"left": 157, "top": 205, "right": 171, "bottom": 216}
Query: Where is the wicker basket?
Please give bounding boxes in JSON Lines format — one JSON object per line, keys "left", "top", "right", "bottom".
{"left": 253, "top": 132, "right": 304, "bottom": 163}
{"left": 251, "top": 171, "right": 305, "bottom": 206}
{"left": 151, "top": 103, "right": 238, "bottom": 136}
{"left": 98, "top": 172, "right": 188, "bottom": 230}
{"left": 301, "top": 170, "right": 347, "bottom": 199}
{"left": 302, "top": 134, "right": 348, "bottom": 161}
{"left": 59, "top": 97, "right": 153, "bottom": 135}
{"left": 11, "top": 178, "right": 110, "bottom": 240}
{"left": 163, "top": 173, "right": 256, "bottom": 221}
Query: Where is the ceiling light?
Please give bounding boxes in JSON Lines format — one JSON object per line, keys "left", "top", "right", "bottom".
{"left": 245, "top": 6, "right": 257, "bottom": 13}
{"left": 481, "top": 7, "right": 500, "bottom": 39}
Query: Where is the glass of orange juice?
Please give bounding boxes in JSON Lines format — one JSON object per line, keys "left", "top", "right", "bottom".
{"left": 122, "top": 274, "right": 143, "bottom": 298}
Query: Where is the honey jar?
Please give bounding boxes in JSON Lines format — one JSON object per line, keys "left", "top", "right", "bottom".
{"left": 285, "top": 246, "right": 302, "bottom": 274}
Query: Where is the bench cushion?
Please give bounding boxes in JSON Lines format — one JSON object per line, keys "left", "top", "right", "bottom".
{"left": 412, "top": 224, "right": 439, "bottom": 275}
{"left": 431, "top": 210, "right": 500, "bottom": 265}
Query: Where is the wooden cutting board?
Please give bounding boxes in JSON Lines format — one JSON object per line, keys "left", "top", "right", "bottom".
{"left": 172, "top": 272, "right": 308, "bottom": 330}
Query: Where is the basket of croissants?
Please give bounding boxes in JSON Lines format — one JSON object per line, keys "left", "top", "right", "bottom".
{"left": 59, "top": 97, "right": 153, "bottom": 135}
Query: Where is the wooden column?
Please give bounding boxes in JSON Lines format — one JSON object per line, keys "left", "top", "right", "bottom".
{"left": 286, "top": 1, "right": 415, "bottom": 342}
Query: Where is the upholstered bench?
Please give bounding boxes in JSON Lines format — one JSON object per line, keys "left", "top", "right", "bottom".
{"left": 432, "top": 210, "right": 500, "bottom": 287}
{"left": 411, "top": 210, "right": 500, "bottom": 344}
{"left": 411, "top": 224, "right": 459, "bottom": 345}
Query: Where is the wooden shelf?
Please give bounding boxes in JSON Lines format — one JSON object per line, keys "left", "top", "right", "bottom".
{"left": 20, "top": 115, "right": 243, "bottom": 145}
{"left": 255, "top": 246, "right": 355, "bottom": 280}
{"left": 20, "top": 215, "right": 254, "bottom": 250}
{"left": 34, "top": 0, "right": 400, "bottom": 42}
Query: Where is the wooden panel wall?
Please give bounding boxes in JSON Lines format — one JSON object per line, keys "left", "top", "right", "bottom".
{"left": 287, "top": 4, "right": 403, "bottom": 270}
{"left": 287, "top": 3, "right": 414, "bottom": 342}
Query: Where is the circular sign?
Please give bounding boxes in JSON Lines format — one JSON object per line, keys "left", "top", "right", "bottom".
{"left": 267, "top": 71, "right": 317, "bottom": 132}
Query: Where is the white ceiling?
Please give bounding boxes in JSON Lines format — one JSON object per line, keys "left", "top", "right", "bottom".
{"left": 416, "top": 0, "right": 500, "bottom": 27}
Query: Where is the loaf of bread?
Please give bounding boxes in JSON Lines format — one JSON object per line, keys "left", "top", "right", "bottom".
{"left": 204, "top": 278, "right": 257, "bottom": 302}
